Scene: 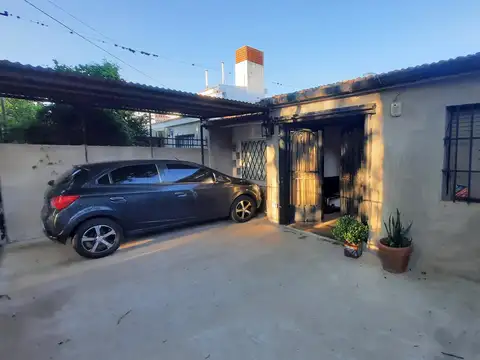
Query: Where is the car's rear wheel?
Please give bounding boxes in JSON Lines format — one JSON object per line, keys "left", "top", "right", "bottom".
{"left": 231, "top": 195, "right": 257, "bottom": 223}
{"left": 72, "top": 218, "right": 123, "bottom": 259}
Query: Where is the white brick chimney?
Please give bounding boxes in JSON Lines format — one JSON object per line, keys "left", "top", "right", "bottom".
{"left": 234, "top": 46, "right": 264, "bottom": 96}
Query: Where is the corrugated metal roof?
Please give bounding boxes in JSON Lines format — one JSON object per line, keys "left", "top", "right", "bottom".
{"left": 0, "top": 60, "right": 267, "bottom": 118}
{"left": 266, "top": 52, "right": 480, "bottom": 106}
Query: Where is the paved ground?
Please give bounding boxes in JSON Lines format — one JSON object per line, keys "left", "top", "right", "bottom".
{"left": 1, "top": 218, "right": 480, "bottom": 360}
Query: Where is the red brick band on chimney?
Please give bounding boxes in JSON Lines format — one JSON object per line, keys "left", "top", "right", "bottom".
{"left": 235, "top": 46, "right": 264, "bottom": 66}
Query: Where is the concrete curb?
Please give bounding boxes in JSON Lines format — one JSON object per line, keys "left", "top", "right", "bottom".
{"left": 284, "top": 225, "right": 380, "bottom": 254}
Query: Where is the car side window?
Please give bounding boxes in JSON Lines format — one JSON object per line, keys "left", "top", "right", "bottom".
{"left": 162, "top": 163, "right": 214, "bottom": 183}
{"left": 97, "top": 174, "right": 110, "bottom": 185}
{"left": 109, "top": 164, "right": 160, "bottom": 185}
{"left": 215, "top": 173, "right": 231, "bottom": 183}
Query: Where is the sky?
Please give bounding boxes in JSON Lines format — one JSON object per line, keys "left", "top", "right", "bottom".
{"left": 1, "top": 0, "right": 480, "bottom": 96}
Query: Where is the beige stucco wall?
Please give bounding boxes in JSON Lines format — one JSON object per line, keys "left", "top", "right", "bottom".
{"left": 269, "top": 74, "right": 480, "bottom": 280}
{"left": 0, "top": 144, "right": 201, "bottom": 244}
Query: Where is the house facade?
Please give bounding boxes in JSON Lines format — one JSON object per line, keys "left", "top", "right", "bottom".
{"left": 206, "top": 53, "right": 480, "bottom": 281}
{"left": 152, "top": 46, "right": 265, "bottom": 149}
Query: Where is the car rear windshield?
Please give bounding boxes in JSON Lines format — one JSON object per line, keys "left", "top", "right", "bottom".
{"left": 55, "top": 167, "right": 89, "bottom": 188}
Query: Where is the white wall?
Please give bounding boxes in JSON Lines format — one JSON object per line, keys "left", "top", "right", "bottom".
{"left": 0, "top": 144, "right": 201, "bottom": 244}
{"left": 235, "top": 61, "right": 265, "bottom": 96}
{"left": 323, "top": 126, "right": 341, "bottom": 177}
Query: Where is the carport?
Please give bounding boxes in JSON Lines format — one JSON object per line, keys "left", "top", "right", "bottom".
{"left": 0, "top": 60, "right": 268, "bottom": 164}
{"left": 0, "top": 60, "right": 268, "bottom": 243}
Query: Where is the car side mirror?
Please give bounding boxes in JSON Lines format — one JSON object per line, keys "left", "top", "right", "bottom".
{"left": 47, "top": 180, "right": 54, "bottom": 187}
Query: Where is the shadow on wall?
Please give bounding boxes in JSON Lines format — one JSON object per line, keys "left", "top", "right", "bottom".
{"left": 0, "top": 177, "right": 7, "bottom": 245}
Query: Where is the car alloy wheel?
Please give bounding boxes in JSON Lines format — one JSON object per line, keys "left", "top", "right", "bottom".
{"left": 235, "top": 199, "right": 253, "bottom": 220}
{"left": 81, "top": 225, "right": 118, "bottom": 254}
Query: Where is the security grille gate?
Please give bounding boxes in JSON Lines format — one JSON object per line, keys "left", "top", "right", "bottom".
{"left": 241, "top": 140, "right": 266, "bottom": 181}
{"left": 340, "top": 125, "right": 365, "bottom": 218}
{"left": 290, "top": 129, "right": 323, "bottom": 222}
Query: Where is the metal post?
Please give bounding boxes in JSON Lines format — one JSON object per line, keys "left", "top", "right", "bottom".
{"left": 81, "top": 114, "right": 88, "bottom": 163}
{"left": 149, "top": 112, "right": 153, "bottom": 158}
{"left": 0, "top": 97, "right": 6, "bottom": 142}
{"left": 200, "top": 119, "right": 205, "bottom": 165}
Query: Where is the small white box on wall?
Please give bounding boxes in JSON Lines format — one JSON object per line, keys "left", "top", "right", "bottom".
{"left": 391, "top": 102, "right": 402, "bottom": 117}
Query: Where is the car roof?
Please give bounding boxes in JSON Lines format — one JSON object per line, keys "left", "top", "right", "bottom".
{"left": 76, "top": 159, "right": 202, "bottom": 171}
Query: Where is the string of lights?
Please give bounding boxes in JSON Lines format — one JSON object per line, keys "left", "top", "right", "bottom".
{"left": 4, "top": 3, "right": 298, "bottom": 91}
{"left": 22, "top": 0, "right": 165, "bottom": 86}
{"left": 0, "top": 9, "right": 48, "bottom": 27}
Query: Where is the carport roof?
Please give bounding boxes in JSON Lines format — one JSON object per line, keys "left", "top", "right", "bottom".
{"left": 0, "top": 60, "right": 267, "bottom": 119}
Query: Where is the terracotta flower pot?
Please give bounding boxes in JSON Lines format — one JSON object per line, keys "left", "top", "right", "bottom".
{"left": 377, "top": 238, "right": 412, "bottom": 273}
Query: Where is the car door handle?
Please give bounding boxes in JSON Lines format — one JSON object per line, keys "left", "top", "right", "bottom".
{"left": 174, "top": 192, "right": 187, "bottom": 198}
{"left": 109, "top": 196, "right": 126, "bottom": 203}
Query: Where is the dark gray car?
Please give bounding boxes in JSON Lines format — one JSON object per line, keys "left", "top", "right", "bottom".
{"left": 41, "top": 160, "right": 262, "bottom": 258}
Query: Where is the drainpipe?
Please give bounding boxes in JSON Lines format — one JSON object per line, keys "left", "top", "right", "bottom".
{"left": 200, "top": 118, "right": 205, "bottom": 165}
{"left": 149, "top": 112, "right": 153, "bottom": 158}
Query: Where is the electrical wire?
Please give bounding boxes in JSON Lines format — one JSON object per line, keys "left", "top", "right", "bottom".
{"left": 46, "top": 0, "right": 116, "bottom": 43}
{"left": 23, "top": 0, "right": 165, "bottom": 86}
{"left": 13, "top": 3, "right": 298, "bottom": 91}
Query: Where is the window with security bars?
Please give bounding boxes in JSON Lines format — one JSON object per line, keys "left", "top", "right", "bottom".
{"left": 241, "top": 140, "right": 266, "bottom": 181}
{"left": 443, "top": 105, "right": 480, "bottom": 202}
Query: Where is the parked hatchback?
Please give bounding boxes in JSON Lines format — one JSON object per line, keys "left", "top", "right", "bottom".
{"left": 42, "top": 160, "right": 262, "bottom": 258}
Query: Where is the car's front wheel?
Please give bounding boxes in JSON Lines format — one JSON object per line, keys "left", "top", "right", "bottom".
{"left": 72, "top": 218, "right": 123, "bottom": 259}
{"left": 231, "top": 195, "right": 257, "bottom": 223}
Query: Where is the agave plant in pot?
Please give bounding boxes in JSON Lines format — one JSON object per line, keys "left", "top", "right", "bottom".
{"left": 378, "top": 209, "right": 413, "bottom": 273}
{"left": 332, "top": 215, "right": 369, "bottom": 258}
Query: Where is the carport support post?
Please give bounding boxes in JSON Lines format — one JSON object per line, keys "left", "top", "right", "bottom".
{"left": 200, "top": 118, "right": 205, "bottom": 165}
{"left": 149, "top": 112, "right": 153, "bottom": 158}
{"left": 0, "top": 97, "right": 5, "bottom": 141}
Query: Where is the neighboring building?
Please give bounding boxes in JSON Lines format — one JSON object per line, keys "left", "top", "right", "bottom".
{"left": 152, "top": 46, "right": 266, "bottom": 153}
{"left": 206, "top": 52, "right": 480, "bottom": 281}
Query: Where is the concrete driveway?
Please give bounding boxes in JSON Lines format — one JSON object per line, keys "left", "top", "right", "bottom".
{"left": 1, "top": 218, "right": 479, "bottom": 360}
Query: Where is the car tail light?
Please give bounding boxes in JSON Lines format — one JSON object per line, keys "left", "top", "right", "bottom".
{"left": 50, "top": 195, "right": 80, "bottom": 210}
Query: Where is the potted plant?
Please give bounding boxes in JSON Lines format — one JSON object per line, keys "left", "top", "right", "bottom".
{"left": 378, "top": 209, "right": 413, "bottom": 273}
{"left": 332, "top": 215, "right": 369, "bottom": 258}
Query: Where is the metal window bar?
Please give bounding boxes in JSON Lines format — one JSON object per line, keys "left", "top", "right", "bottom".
{"left": 443, "top": 104, "right": 480, "bottom": 202}
{"left": 241, "top": 140, "right": 267, "bottom": 181}
{"left": 134, "top": 135, "right": 206, "bottom": 148}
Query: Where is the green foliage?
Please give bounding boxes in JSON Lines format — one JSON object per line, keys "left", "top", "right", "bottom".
{"left": 383, "top": 209, "right": 412, "bottom": 248}
{"left": 3, "top": 98, "right": 41, "bottom": 127}
{"left": 2, "top": 98, "right": 42, "bottom": 143}
{"left": 30, "top": 104, "right": 130, "bottom": 145}
{"left": 2, "top": 59, "right": 150, "bottom": 145}
{"left": 117, "top": 111, "right": 149, "bottom": 142}
{"left": 332, "top": 215, "right": 369, "bottom": 245}
{"left": 52, "top": 59, "right": 121, "bottom": 80}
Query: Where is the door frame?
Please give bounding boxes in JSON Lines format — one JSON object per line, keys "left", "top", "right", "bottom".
{"left": 277, "top": 105, "right": 375, "bottom": 225}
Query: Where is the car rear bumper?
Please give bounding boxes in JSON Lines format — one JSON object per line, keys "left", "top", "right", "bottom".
{"left": 42, "top": 221, "right": 69, "bottom": 244}
{"left": 42, "top": 205, "right": 69, "bottom": 244}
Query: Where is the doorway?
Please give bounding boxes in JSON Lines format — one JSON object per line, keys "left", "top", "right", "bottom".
{"left": 279, "top": 115, "right": 366, "bottom": 236}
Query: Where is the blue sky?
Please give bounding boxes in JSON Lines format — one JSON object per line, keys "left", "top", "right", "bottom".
{"left": 2, "top": 0, "right": 480, "bottom": 95}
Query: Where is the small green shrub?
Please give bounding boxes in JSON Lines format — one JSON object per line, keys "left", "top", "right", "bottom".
{"left": 332, "top": 215, "right": 369, "bottom": 245}
{"left": 383, "top": 209, "right": 412, "bottom": 248}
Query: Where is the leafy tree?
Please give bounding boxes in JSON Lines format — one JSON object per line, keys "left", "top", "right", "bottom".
{"left": 25, "top": 104, "right": 128, "bottom": 145}
{"left": 3, "top": 60, "right": 150, "bottom": 145}
{"left": 2, "top": 98, "right": 42, "bottom": 142}
{"left": 52, "top": 59, "right": 121, "bottom": 81}
{"left": 3, "top": 98, "right": 41, "bottom": 127}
